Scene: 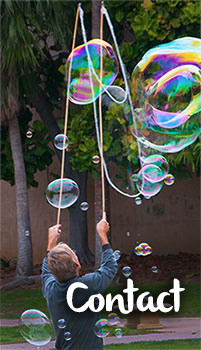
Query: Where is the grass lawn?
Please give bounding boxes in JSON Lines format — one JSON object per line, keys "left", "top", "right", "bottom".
{"left": 104, "top": 339, "right": 201, "bottom": 350}
{"left": 1, "top": 282, "right": 200, "bottom": 320}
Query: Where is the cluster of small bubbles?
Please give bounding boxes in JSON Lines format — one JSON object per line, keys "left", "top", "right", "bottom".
{"left": 108, "top": 313, "right": 120, "bottom": 326}
{"left": 80, "top": 202, "right": 89, "bottom": 211}
{"left": 130, "top": 174, "right": 138, "bottom": 182}
{"left": 57, "top": 319, "right": 66, "bottom": 329}
{"left": 46, "top": 178, "right": 79, "bottom": 209}
{"left": 114, "top": 328, "right": 122, "bottom": 338}
{"left": 126, "top": 231, "right": 130, "bottom": 237}
{"left": 122, "top": 266, "right": 131, "bottom": 278}
{"left": 134, "top": 243, "right": 152, "bottom": 256}
{"left": 164, "top": 174, "right": 175, "bottom": 186}
{"left": 94, "top": 319, "right": 109, "bottom": 338}
{"left": 135, "top": 197, "right": 142, "bottom": 206}
{"left": 113, "top": 250, "right": 121, "bottom": 261}
{"left": 64, "top": 331, "right": 71, "bottom": 341}
{"left": 54, "top": 134, "right": 69, "bottom": 150}
{"left": 19, "top": 309, "right": 52, "bottom": 346}
{"left": 26, "top": 131, "right": 32, "bottom": 138}
{"left": 66, "top": 39, "right": 119, "bottom": 105}
{"left": 25, "top": 230, "right": 30, "bottom": 237}
{"left": 152, "top": 266, "right": 158, "bottom": 273}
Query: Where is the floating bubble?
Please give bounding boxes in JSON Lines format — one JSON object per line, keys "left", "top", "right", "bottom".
{"left": 126, "top": 231, "right": 130, "bottom": 237}
{"left": 131, "top": 37, "right": 201, "bottom": 154}
{"left": 136, "top": 171, "right": 163, "bottom": 197}
{"left": 80, "top": 202, "right": 89, "bottom": 211}
{"left": 54, "top": 134, "right": 69, "bottom": 150}
{"left": 25, "top": 230, "right": 30, "bottom": 237}
{"left": 64, "top": 331, "right": 71, "bottom": 341}
{"left": 135, "top": 243, "right": 152, "bottom": 256}
{"left": 122, "top": 266, "right": 131, "bottom": 278}
{"left": 135, "top": 197, "right": 142, "bottom": 206}
{"left": 142, "top": 155, "right": 169, "bottom": 183}
{"left": 93, "top": 155, "right": 100, "bottom": 164}
{"left": 26, "top": 131, "right": 32, "bottom": 138}
{"left": 46, "top": 178, "right": 79, "bottom": 209}
{"left": 164, "top": 174, "right": 175, "bottom": 186}
{"left": 19, "top": 309, "right": 52, "bottom": 346}
{"left": 57, "top": 319, "right": 66, "bottom": 329}
{"left": 94, "top": 319, "right": 109, "bottom": 338}
{"left": 114, "top": 328, "right": 122, "bottom": 338}
{"left": 113, "top": 250, "right": 121, "bottom": 261}
{"left": 152, "top": 266, "right": 158, "bottom": 273}
{"left": 66, "top": 39, "right": 119, "bottom": 105}
{"left": 130, "top": 174, "right": 138, "bottom": 182}
{"left": 108, "top": 313, "right": 120, "bottom": 326}
{"left": 102, "top": 85, "right": 128, "bottom": 107}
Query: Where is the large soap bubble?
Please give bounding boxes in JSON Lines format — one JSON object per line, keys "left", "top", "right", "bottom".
{"left": 131, "top": 37, "right": 201, "bottom": 153}
{"left": 46, "top": 178, "right": 79, "bottom": 209}
{"left": 66, "top": 39, "right": 119, "bottom": 105}
{"left": 19, "top": 309, "right": 52, "bottom": 346}
{"left": 136, "top": 170, "right": 163, "bottom": 197}
{"left": 141, "top": 154, "right": 169, "bottom": 183}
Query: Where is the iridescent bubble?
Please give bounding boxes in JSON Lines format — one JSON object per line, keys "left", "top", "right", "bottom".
{"left": 26, "top": 131, "right": 32, "bottom": 138}
{"left": 122, "top": 266, "right": 131, "bottom": 278}
{"left": 113, "top": 250, "right": 121, "bottom": 261}
{"left": 66, "top": 39, "right": 119, "bottom": 105}
{"left": 102, "top": 85, "right": 128, "bottom": 107}
{"left": 46, "top": 178, "right": 79, "bottom": 209}
{"left": 131, "top": 37, "right": 201, "bottom": 153}
{"left": 108, "top": 313, "right": 120, "bottom": 326}
{"left": 142, "top": 155, "right": 169, "bottom": 182}
{"left": 152, "top": 266, "right": 158, "bottom": 273}
{"left": 57, "top": 319, "right": 66, "bottom": 329}
{"left": 136, "top": 171, "right": 163, "bottom": 197}
{"left": 164, "top": 174, "right": 175, "bottom": 186}
{"left": 94, "top": 319, "right": 109, "bottom": 338}
{"left": 93, "top": 155, "right": 100, "bottom": 164}
{"left": 64, "top": 331, "right": 71, "bottom": 341}
{"left": 130, "top": 174, "right": 138, "bottom": 182}
{"left": 54, "top": 134, "right": 69, "bottom": 150}
{"left": 19, "top": 309, "right": 52, "bottom": 346}
{"left": 25, "top": 230, "right": 30, "bottom": 237}
{"left": 135, "top": 197, "right": 142, "bottom": 206}
{"left": 80, "top": 202, "right": 89, "bottom": 211}
{"left": 135, "top": 243, "right": 152, "bottom": 256}
{"left": 115, "top": 328, "right": 122, "bottom": 338}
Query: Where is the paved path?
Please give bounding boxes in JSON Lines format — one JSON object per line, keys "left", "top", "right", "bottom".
{"left": 0, "top": 318, "right": 200, "bottom": 349}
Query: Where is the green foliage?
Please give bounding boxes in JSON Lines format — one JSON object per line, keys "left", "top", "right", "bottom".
{"left": 0, "top": 257, "right": 17, "bottom": 270}
{"left": 1, "top": 108, "right": 54, "bottom": 188}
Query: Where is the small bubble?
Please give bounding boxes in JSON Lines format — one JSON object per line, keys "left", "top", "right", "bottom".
{"left": 152, "top": 266, "right": 158, "bottom": 273}
{"left": 26, "top": 131, "right": 32, "bottom": 138}
{"left": 80, "top": 202, "right": 89, "bottom": 211}
{"left": 54, "top": 134, "right": 68, "bottom": 150}
{"left": 122, "top": 266, "right": 131, "bottom": 278}
{"left": 93, "top": 155, "right": 100, "bottom": 164}
{"left": 131, "top": 174, "right": 138, "bottom": 182}
{"left": 108, "top": 313, "right": 120, "bottom": 326}
{"left": 164, "top": 174, "right": 175, "bottom": 186}
{"left": 126, "top": 231, "right": 130, "bottom": 237}
{"left": 64, "top": 331, "right": 71, "bottom": 341}
{"left": 135, "top": 197, "right": 142, "bottom": 205}
{"left": 57, "top": 319, "right": 66, "bottom": 329}
{"left": 25, "top": 230, "right": 30, "bottom": 237}
{"left": 115, "top": 328, "right": 122, "bottom": 338}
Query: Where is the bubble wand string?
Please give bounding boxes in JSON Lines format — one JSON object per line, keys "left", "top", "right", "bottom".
{"left": 56, "top": 4, "right": 80, "bottom": 225}
{"left": 79, "top": 5, "right": 141, "bottom": 198}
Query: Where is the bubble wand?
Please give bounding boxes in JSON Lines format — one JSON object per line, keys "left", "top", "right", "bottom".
{"left": 56, "top": 4, "right": 80, "bottom": 225}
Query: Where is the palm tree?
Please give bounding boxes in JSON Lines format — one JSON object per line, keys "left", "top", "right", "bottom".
{"left": 1, "top": 0, "right": 76, "bottom": 276}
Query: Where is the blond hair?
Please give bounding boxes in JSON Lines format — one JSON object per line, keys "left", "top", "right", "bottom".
{"left": 48, "top": 243, "right": 77, "bottom": 282}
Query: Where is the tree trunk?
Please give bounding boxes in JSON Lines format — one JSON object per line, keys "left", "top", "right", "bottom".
{"left": 32, "top": 93, "right": 94, "bottom": 264}
{"left": 8, "top": 115, "right": 33, "bottom": 276}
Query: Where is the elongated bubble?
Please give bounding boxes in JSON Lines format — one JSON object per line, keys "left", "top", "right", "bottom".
{"left": 19, "top": 310, "right": 52, "bottom": 346}
{"left": 66, "top": 39, "right": 119, "bottom": 105}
